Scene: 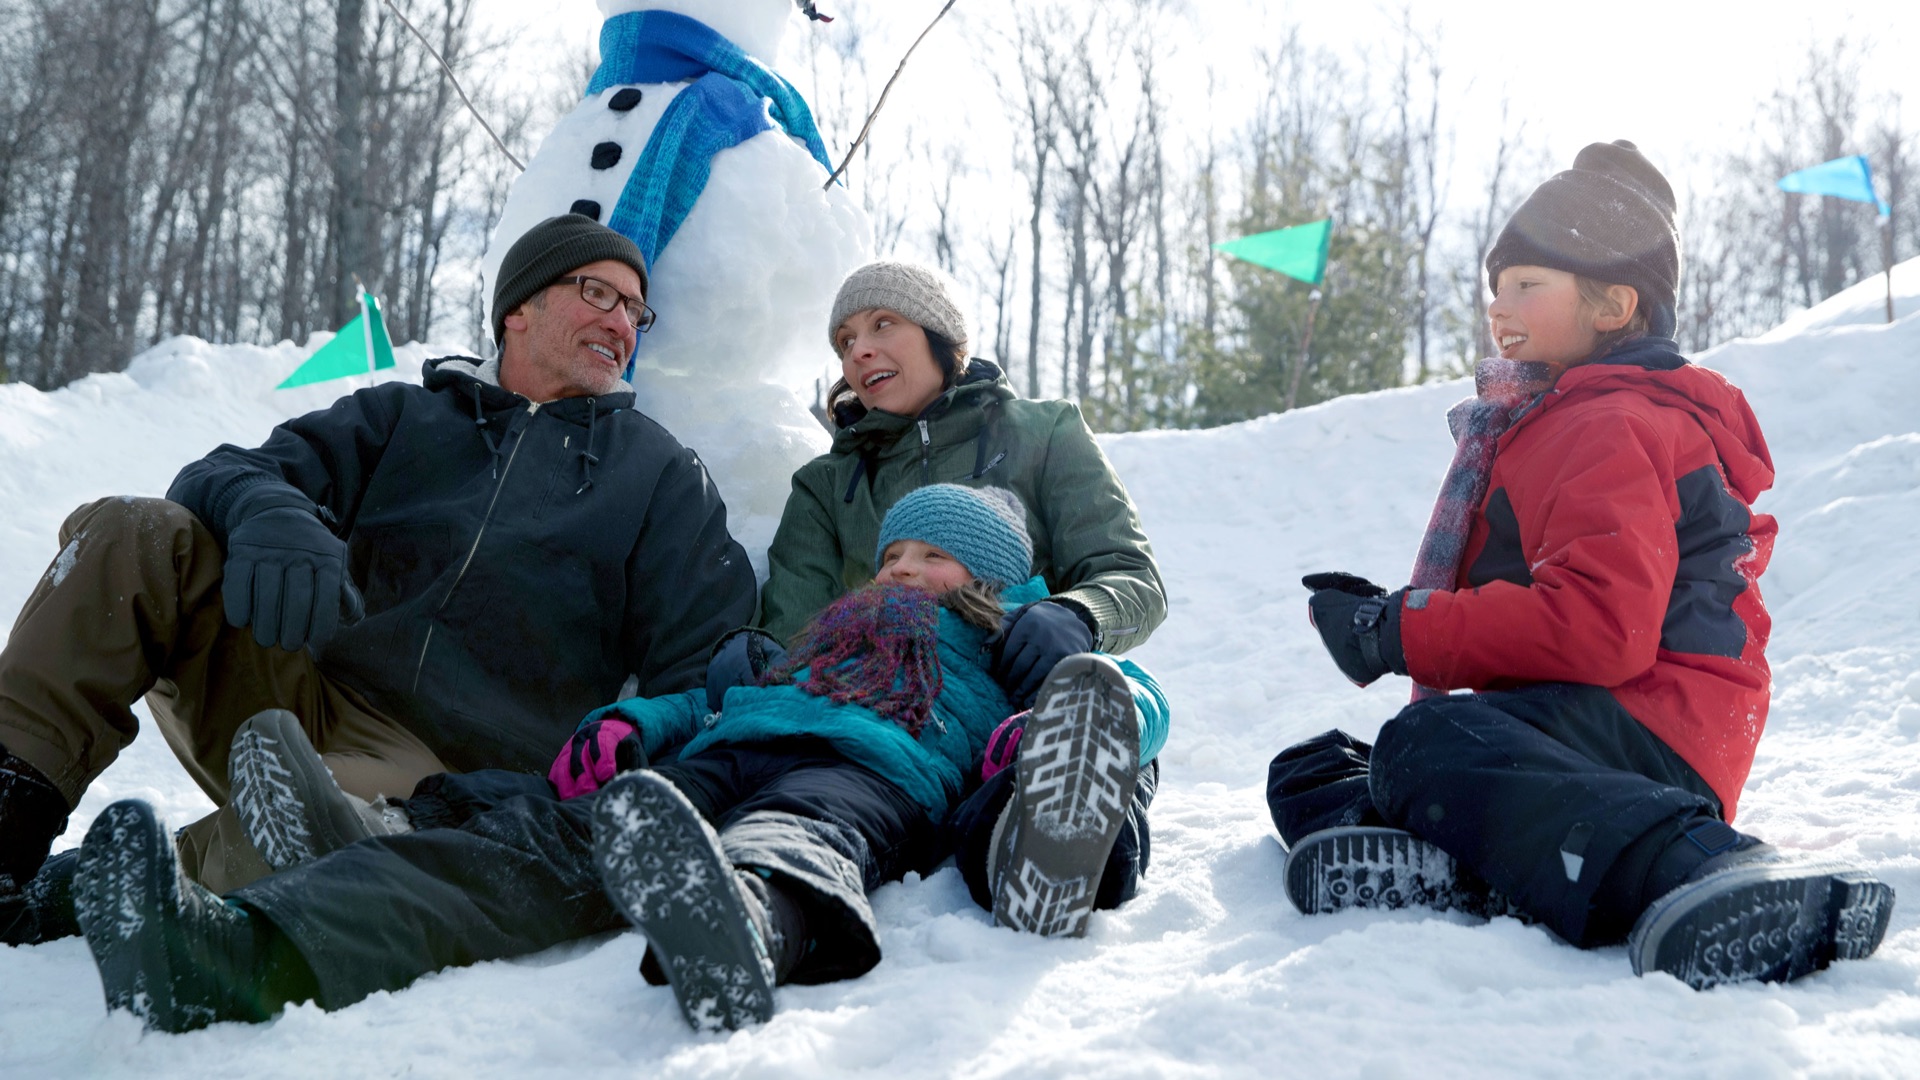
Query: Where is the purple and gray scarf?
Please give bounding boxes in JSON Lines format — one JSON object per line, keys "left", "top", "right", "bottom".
{"left": 1405, "top": 358, "right": 1556, "bottom": 700}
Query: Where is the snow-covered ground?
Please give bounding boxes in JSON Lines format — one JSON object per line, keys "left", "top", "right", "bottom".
{"left": 3, "top": 264, "right": 1918, "bottom": 1077}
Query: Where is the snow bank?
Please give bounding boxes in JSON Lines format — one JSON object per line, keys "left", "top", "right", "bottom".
{"left": 3, "top": 280, "right": 1917, "bottom": 1076}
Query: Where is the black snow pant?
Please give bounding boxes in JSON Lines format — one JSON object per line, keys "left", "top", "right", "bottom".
{"left": 943, "top": 758, "right": 1158, "bottom": 913}
{"left": 235, "top": 739, "right": 935, "bottom": 1010}
{"left": 1266, "top": 683, "right": 1727, "bottom": 947}
{"left": 233, "top": 769, "right": 609, "bottom": 1011}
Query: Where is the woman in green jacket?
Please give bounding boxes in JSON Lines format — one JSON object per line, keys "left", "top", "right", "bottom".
{"left": 732, "top": 260, "right": 1171, "bottom": 935}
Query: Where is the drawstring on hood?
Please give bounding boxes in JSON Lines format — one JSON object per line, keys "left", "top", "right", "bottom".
{"left": 471, "top": 383, "right": 504, "bottom": 479}
{"left": 576, "top": 401, "right": 601, "bottom": 495}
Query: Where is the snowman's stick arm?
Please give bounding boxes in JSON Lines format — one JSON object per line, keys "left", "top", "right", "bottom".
{"left": 823, "top": 0, "right": 959, "bottom": 190}
{"left": 382, "top": 0, "right": 526, "bottom": 171}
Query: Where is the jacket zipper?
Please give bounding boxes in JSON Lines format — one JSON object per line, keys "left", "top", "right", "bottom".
{"left": 918, "top": 419, "right": 932, "bottom": 484}
{"left": 413, "top": 401, "right": 543, "bottom": 692}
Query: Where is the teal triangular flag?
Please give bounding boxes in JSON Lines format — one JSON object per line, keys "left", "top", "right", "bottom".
{"left": 278, "top": 288, "right": 395, "bottom": 389}
{"left": 1214, "top": 218, "right": 1333, "bottom": 285}
{"left": 363, "top": 291, "right": 396, "bottom": 370}
{"left": 1778, "top": 155, "right": 1890, "bottom": 216}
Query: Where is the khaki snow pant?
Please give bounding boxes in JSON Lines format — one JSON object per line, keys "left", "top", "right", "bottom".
{"left": 0, "top": 497, "right": 449, "bottom": 894}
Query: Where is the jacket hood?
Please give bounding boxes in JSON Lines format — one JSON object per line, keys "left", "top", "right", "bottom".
{"left": 1547, "top": 337, "right": 1775, "bottom": 502}
{"left": 829, "top": 358, "right": 1015, "bottom": 454}
{"left": 423, "top": 355, "right": 637, "bottom": 419}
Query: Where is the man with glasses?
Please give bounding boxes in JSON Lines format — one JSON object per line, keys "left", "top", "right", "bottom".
{"left": 0, "top": 215, "right": 756, "bottom": 942}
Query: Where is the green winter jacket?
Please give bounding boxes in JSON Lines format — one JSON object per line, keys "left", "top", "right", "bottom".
{"left": 760, "top": 360, "right": 1166, "bottom": 653}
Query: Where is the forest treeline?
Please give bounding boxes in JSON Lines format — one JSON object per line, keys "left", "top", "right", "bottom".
{"left": 0, "top": 0, "right": 1911, "bottom": 432}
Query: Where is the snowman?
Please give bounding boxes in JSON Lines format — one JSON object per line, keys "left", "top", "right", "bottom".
{"left": 483, "top": 0, "right": 871, "bottom": 569}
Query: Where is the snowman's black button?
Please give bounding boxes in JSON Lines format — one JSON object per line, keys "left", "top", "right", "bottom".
{"left": 609, "top": 88, "right": 643, "bottom": 111}
{"left": 591, "top": 142, "right": 622, "bottom": 169}
{"left": 569, "top": 199, "right": 602, "bottom": 221}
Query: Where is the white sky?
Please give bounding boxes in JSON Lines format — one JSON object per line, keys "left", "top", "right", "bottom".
{"left": 469, "top": 0, "right": 1919, "bottom": 185}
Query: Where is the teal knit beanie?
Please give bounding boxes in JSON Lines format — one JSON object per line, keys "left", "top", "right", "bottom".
{"left": 875, "top": 484, "right": 1033, "bottom": 590}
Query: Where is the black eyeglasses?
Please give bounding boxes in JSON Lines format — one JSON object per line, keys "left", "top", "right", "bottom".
{"left": 560, "top": 275, "right": 656, "bottom": 333}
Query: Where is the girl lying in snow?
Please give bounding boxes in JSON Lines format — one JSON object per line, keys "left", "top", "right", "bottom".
{"left": 1266, "top": 139, "right": 1894, "bottom": 989}
{"left": 69, "top": 483, "right": 1168, "bottom": 1033}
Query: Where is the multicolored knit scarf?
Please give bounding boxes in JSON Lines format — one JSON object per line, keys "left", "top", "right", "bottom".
{"left": 1406, "top": 357, "right": 1557, "bottom": 700}
{"left": 763, "top": 583, "right": 945, "bottom": 736}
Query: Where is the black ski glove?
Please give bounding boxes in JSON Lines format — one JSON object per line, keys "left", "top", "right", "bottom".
{"left": 1303, "top": 572, "right": 1408, "bottom": 687}
{"left": 706, "top": 629, "right": 789, "bottom": 713}
{"left": 222, "top": 486, "right": 364, "bottom": 653}
{"left": 990, "top": 599, "right": 1097, "bottom": 709}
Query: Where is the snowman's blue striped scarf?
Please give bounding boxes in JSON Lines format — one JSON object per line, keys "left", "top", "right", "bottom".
{"left": 588, "top": 10, "right": 834, "bottom": 319}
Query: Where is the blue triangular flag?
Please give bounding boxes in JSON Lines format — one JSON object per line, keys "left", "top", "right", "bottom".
{"left": 1778, "top": 155, "right": 1890, "bottom": 216}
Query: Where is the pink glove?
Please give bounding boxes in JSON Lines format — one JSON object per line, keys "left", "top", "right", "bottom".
{"left": 981, "top": 711, "right": 1030, "bottom": 782}
{"left": 548, "top": 717, "right": 643, "bottom": 799}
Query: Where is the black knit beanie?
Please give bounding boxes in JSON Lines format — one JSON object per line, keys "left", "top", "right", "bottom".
{"left": 492, "top": 214, "right": 649, "bottom": 345}
{"left": 1486, "top": 140, "right": 1680, "bottom": 338}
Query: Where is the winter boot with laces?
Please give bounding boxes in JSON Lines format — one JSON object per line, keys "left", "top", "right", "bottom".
{"left": 1628, "top": 842, "right": 1896, "bottom": 989}
{"left": 591, "top": 771, "right": 784, "bottom": 1032}
{"left": 1284, "top": 825, "right": 1520, "bottom": 918}
{"left": 73, "top": 800, "right": 298, "bottom": 1032}
{"left": 991, "top": 653, "right": 1139, "bottom": 937}
{"left": 228, "top": 709, "right": 411, "bottom": 872}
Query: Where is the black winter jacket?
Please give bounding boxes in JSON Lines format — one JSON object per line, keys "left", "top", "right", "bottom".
{"left": 167, "top": 357, "right": 756, "bottom": 774}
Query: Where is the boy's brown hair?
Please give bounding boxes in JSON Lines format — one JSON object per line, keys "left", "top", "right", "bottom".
{"left": 1575, "top": 276, "right": 1651, "bottom": 356}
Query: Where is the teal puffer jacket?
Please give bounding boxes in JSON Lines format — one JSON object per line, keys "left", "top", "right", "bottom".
{"left": 579, "top": 577, "right": 1171, "bottom": 817}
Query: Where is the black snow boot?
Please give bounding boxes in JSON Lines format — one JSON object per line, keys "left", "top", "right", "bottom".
{"left": 1284, "top": 825, "right": 1519, "bottom": 918}
{"left": 1, "top": 749, "right": 70, "bottom": 895}
{"left": 991, "top": 653, "right": 1139, "bottom": 937}
{"left": 1628, "top": 843, "right": 1896, "bottom": 990}
{"left": 228, "top": 709, "right": 410, "bottom": 872}
{"left": 591, "top": 771, "right": 779, "bottom": 1032}
{"left": 73, "top": 800, "right": 311, "bottom": 1032}
{"left": 0, "top": 849, "right": 80, "bottom": 945}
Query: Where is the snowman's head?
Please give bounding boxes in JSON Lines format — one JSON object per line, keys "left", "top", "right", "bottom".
{"left": 601, "top": 0, "right": 816, "bottom": 60}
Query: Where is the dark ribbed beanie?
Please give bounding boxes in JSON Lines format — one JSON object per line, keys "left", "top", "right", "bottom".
{"left": 1486, "top": 140, "right": 1680, "bottom": 337}
{"left": 492, "top": 214, "right": 649, "bottom": 345}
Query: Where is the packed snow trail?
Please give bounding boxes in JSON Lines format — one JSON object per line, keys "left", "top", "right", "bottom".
{"left": 2, "top": 266, "right": 1917, "bottom": 1076}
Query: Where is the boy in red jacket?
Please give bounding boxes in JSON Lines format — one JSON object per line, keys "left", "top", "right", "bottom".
{"left": 1268, "top": 140, "right": 1894, "bottom": 989}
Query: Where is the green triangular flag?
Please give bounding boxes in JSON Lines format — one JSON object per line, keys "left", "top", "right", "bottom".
{"left": 1214, "top": 218, "right": 1332, "bottom": 285}
{"left": 363, "top": 291, "right": 396, "bottom": 370}
{"left": 278, "top": 287, "right": 397, "bottom": 389}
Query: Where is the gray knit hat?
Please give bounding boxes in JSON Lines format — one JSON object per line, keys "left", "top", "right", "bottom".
{"left": 492, "top": 214, "right": 649, "bottom": 345}
{"left": 828, "top": 261, "right": 970, "bottom": 354}
{"left": 1487, "top": 140, "right": 1680, "bottom": 338}
{"left": 875, "top": 484, "right": 1033, "bottom": 590}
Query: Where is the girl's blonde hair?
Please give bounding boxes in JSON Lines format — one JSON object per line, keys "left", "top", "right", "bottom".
{"left": 939, "top": 579, "right": 1006, "bottom": 631}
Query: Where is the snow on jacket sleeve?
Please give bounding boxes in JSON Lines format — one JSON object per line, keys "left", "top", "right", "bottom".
{"left": 1034, "top": 404, "right": 1167, "bottom": 654}
{"left": 621, "top": 446, "right": 759, "bottom": 700}
{"left": 759, "top": 469, "right": 848, "bottom": 644}
{"left": 167, "top": 382, "right": 408, "bottom": 542}
{"left": 1399, "top": 403, "right": 1681, "bottom": 691}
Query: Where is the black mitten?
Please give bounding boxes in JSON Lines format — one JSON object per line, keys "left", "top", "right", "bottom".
{"left": 989, "top": 600, "right": 1097, "bottom": 709}
{"left": 706, "top": 629, "right": 789, "bottom": 713}
{"left": 1303, "top": 573, "right": 1407, "bottom": 687}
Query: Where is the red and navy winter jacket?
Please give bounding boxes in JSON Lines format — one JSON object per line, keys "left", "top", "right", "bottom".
{"left": 1397, "top": 339, "right": 1776, "bottom": 818}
